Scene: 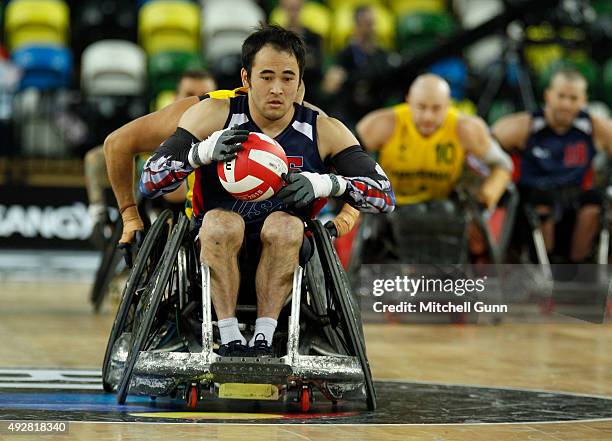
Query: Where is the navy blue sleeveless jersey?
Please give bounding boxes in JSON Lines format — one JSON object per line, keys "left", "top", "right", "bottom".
{"left": 191, "top": 95, "right": 326, "bottom": 223}
{"left": 517, "top": 109, "right": 597, "bottom": 190}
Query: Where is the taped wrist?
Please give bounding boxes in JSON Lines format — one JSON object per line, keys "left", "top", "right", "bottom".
{"left": 188, "top": 129, "right": 225, "bottom": 167}
{"left": 483, "top": 139, "right": 513, "bottom": 173}
{"left": 120, "top": 205, "right": 144, "bottom": 244}
{"left": 328, "top": 173, "right": 347, "bottom": 196}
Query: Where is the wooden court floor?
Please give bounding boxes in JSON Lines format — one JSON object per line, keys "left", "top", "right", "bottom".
{"left": 0, "top": 280, "right": 610, "bottom": 440}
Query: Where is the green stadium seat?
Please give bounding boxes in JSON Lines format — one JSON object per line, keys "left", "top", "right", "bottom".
{"left": 148, "top": 51, "right": 203, "bottom": 97}
{"left": 397, "top": 12, "right": 455, "bottom": 56}
{"left": 487, "top": 100, "right": 516, "bottom": 125}
{"left": 591, "top": 0, "right": 612, "bottom": 17}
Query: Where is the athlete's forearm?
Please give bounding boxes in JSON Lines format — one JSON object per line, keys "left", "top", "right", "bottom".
{"left": 330, "top": 146, "right": 395, "bottom": 213}
{"left": 479, "top": 167, "right": 511, "bottom": 209}
{"left": 103, "top": 131, "right": 140, "bottom": 210}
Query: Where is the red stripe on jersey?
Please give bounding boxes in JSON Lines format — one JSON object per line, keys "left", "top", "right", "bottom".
{"left": 581, "top": 165, "right": 594, "bottom": 190}
{"left": 192, "top": 168, "right": 204, "bottom": 218}
{"left": 511, "top": 153, "right": 521, "bottom": 182}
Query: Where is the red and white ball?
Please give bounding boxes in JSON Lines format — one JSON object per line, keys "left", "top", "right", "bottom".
{"left": 217, "top": 132, "right": 288, "bottom": 201}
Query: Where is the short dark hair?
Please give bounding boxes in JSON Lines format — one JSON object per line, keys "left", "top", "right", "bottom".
{"left": 241, "top": 24, "right": 305, "bottom": 81}
{"left": 550, "top": 66, "right": 586, "bottom": 86}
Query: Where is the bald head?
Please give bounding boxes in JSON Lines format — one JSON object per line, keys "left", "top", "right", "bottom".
{"left": 407, "top": 74, "right": 451, "bottom": 136}
{"left": 409, "top": 74, "right": 451, "bottom": 101}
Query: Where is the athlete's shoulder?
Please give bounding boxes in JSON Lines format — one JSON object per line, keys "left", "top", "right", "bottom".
{"left": 316, "top": 115, "right": 360, "bottom": 158}
{"left": 316, "top": 115, "right": 348, "bottom": 135}
{"left": 456, "top": 114, "right": 491, "bottom": 152}
{"left": 180, "top": 93, "right": 230, "bottom": 140}
{"left": 492, "top": 111, "right": 531, "bottom": 151}
{"left": 456, "top": 113, "right": 488, "bottom": 134}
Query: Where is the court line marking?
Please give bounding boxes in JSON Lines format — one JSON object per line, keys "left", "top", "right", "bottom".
{"left": 26, "top": 418, "right": 612, "bottom": 427}
{"left": 1, "top": 367, "right": 610, "bottom": 426}
{"left": 2, "top": 368, "right": 610, "bottom": 402}
{"left": 378, "top": 378, "right": 612, "bottom": 401}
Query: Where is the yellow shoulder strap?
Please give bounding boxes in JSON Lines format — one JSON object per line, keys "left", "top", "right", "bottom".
{"left": 206, "top": 87, "right": 248, "bottom": 100}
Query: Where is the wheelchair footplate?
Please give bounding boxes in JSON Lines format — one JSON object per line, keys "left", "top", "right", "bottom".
{"left": 211, "top": 356, "right": 292, "bottom": 384}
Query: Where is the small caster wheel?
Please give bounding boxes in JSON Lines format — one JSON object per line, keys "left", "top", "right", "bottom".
{"left": 187, "top": 385, "right": 198, "bottom": 409}
{"left": 300, "top": 386, "right": 311, "bottom": 412}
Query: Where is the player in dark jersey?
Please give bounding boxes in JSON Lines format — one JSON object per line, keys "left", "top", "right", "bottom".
{"left": 494, "top": 68, "right": 612, "bottom": 262}
{"left": 139, "top": 25, "right": 395, "bottom": 356}
{"left": 104, "top": 81, "right": 324, "bottom": 247}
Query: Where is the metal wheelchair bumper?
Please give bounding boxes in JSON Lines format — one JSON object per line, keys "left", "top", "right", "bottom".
{"left": 128, "top": 351, "right": 364, "bottom": 384}
{"left": 117, "top": 260, "right": 367, "bottom": 397}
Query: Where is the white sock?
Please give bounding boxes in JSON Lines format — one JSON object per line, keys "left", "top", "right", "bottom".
{"left": 249, "top": 317, "right": 277, "bottom": 346}
{"left": 218, "top": 317, "right": 246, "bottom": 345}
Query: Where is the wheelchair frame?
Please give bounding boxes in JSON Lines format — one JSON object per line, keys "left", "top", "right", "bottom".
{"left": 104, "top": 213, "right": 376, "bottom": 412}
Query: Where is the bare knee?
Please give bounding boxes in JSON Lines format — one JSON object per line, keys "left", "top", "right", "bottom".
{"left": 200, "top": 210, "right": 244, "bottom": 253}
{"left": 260, "top": 212, "right": 304, "bottom": 249}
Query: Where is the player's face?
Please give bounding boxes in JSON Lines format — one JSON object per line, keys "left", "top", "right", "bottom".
{"left": 242, "top": 45, "right": 300, "bottom": 121}
{"left": 545, "top": 77, "right": 586, "bottom": 127}
{"left": 408, "top": 93, "right": 449, "bottom": 137}
{"left": 175, "top": 77, "right": 217, "bottom": 100}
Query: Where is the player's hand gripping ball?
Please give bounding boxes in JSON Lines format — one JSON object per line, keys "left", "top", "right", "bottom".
{"left": 217, "top": 132, "right": 288, "bottom": 201}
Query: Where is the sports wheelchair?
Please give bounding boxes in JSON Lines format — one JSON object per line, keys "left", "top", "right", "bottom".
{"left": 347, "top": 184, "right": 519, "bottom": 325}
{"left": 102, "top": 210, "right": 376, "bottom": 412}
{"left": 349, "top": 184, "right": 519, "bottom": 269}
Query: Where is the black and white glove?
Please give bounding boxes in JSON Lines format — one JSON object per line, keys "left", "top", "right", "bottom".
{"left": 277, "top": 171, "right": 346, "bottom": 208}
{"left": 188, "top": 125, "right": 249, "bottom": 167}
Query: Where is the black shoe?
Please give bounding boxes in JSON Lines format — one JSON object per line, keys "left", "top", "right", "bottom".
{"left": 249, "top": 333, "right": 274, "bottom": 357}
{"left": 217, "top": 340, "right": 249, "bottom": 357}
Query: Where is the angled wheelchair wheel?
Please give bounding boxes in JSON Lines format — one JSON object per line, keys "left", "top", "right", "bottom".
{"left": 102, "top": 209, "right": 173, "bottom": 393}
{"left": 309, "top": 220, "right": 377, "bottom": 411}
{"left": 91, "top": 218, "right": 124, "bottom": 313}
{"left": 116, "top": 213, "right": 190, "bottom": 404}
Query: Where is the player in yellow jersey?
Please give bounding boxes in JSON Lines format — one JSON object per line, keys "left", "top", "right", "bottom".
{"left": 356, "top": 74, "right": 513, "bottom": 259}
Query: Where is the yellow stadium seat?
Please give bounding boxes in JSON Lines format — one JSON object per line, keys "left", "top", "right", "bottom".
{"left": 139, "top": 1, "right": 200, "bottom": 55}
{"left": 453, "top": 98, "right": 477, "bottom": 116}
{"left": 388, "top": 0, "right": 446, "bottom": 15}
{"left": 523, "top": 24, "right": 563, "bottom": 74}
{"left": 327, "top": 0, "right": 384, "bottom": 11}
{"left": 5, "top": 0, "right": 69, "bottom": 51}
{"left": 329, "top": 4, "right": 395, "bottom": 53}
{"left": 269, "top": 1, "right": 332, "bottom": 39}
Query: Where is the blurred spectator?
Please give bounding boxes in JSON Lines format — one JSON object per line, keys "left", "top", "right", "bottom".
{"left": 279, "top": 0, "right": 323, "bottom": 102}
{"left": 321, "top": 5, "right": 391, "bottom": 128}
